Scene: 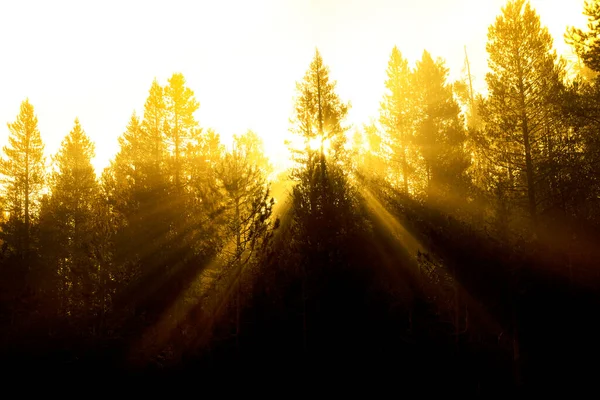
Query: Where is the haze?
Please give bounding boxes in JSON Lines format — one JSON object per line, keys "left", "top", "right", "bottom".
{"left": 0, "top": 0, "right": 585, "bottom": 172}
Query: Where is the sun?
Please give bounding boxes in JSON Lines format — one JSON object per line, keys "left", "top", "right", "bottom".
{"left": 0, "top": 0, "right": 584, "bottom": 178}
{"left": 308, "top": 135, "right": 332, "bottom": 153}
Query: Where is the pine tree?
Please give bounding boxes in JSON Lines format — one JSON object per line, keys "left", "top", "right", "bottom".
{"left": 564, "top": 1, "right": 600, "bottom": 225}
{"left": 291, "top": 49, "right": 349, "bottom": 162}
{"left": 380, "top": 46, "right": 414, "bottom": 194}
{"left": 105, "top": 112, "right": 145, "bottom": 215}
{"left": 412, "top": 50, "right": 468, "bottom": 201}
{"left": 290, "top": 51, "right": 351, "bottom": 259}
{"left": 289, "top": 50, "right": 357, "bottom": 352}
{"left": 567, "top": 0, "right": 600, "bottom": 72}
{"left": 483, "top": 0, "right": 564, "bottom": 226}
{"left": 216, "top": 131, "right": 275, "bottom": 342}
{"left": 164, "top": 73, "right": 200, "bottom": 193}
{"left": 0, "top": 99, "right": 45, "bottom": 258}
{"left": 185, "top": 127, "right": 225, "bottom": 258}
{"left": 104, "top": 78, "right": 171, "bottom": 252}
{"left": 102, "top": 109, "right": 170, "bottom": 309}
{"left": 218, "top": 130, "right": 273, "bottom": 263}
{"left": 187, "top": 127, "right": 223, "bottom": 210}
{"left": 50, "top": 118, "right": 98, "bottom": 222}
{"left": 290, "top": 49, "right": 350, "bottom": 215}
{"left": 41, "top": 118, "right": 100, "bottom": 318}
{"left": 362, "top": 122, "right": 388, "bottom": 179}
{"left": 141, "top": 79, "right": 167, "bottom": 185}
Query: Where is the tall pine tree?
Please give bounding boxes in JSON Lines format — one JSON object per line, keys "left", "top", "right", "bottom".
{"left": 164, "top": 73, "right": 200, "bottom": 193}
{"left": 291, "top": 49, "right": 349, "bottom": 162}
{"left": 141, "top": 79, "right": 167, "bottom": 186}
{"left": 567, "top": 0, "right": 600, "bottom": 72}
{"left": 41, "top": 118, "right": 101, "bottom": 318}
{"left": 216, "top": 131, "right": 275, "bottom": 342}
{"left": 482, "top": 0, "right": 564, "bottom": 226}
{"left": 0, "top": 99, "right": 45, "bottom": 259}
{"left": 380, "top": 46, "right": 415, "bottom": 194}
{"left": 289, "top": 49, "right": 354, "bottom": 261}
{"left": 412, "top": 50, "right": 468, "bottom": 202}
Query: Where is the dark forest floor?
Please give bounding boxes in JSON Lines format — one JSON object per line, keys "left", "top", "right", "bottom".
{"left": 2, "top": 184, "right": 599, "bottom": 396}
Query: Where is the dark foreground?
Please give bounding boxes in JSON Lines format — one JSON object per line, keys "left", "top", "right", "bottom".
{"left": 2, "top": 188, "right": 599, "bottom": 396}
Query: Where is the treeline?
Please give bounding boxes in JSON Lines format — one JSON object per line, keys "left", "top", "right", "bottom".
{"left": 349, "top": 0, "right": 600, "bottom": 390}
{"left": 357, "top": 0, "right": 600, "bottom": 257}
{"left": 0, "top": 73, "right": 276, "bottom": 366}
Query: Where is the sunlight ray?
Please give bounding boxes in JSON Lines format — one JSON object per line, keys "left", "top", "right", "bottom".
{"left": 129, "top": 177, "right": 295, "bottom": 361}
{"left": 358, "top": 183, "right": 505, "bottom": 338}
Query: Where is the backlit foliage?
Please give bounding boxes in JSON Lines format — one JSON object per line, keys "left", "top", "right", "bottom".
{"left": 0, "top": 2, "right": 598, "bottom": 392}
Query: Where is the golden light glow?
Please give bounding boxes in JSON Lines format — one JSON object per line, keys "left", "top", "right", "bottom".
{"left": 0, "top": 0, "right": 586, "bottom": 174}
{"left": 308, "top": 136, "right": 331, "bottom": 153}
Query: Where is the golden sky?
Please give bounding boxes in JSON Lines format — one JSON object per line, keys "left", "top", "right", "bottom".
{"left": 0, "top": 0, "right": 587, "bottom": 173}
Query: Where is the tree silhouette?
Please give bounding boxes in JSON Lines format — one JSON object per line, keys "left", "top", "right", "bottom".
{"left": 482, "top": 0, "right": 563, "bottom": 228}
{"left": 567, "top": 0, "right": 600, "bottom": 72}
{"left": 0, "top": 99, "right": 45, "bottom": 260}
{"left": 216, "top": 130, "right": 276, "bottom": 342}
{"left": 412, "top": 50, "right": 468, "bottom": 202}
{"left": 164, "top": 73, "right": 200, "bottom": 194}
{"left": 380, "top": 46, "right": 415, "bottom": 194}
{"left": 40, "top": 118, "right": 101, "bottom": 319}
{"left": 0, "top": 2, "right": 599, "bottom": 392}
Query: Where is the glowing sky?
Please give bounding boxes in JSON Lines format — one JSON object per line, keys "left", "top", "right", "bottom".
{"left": 0, "top": 0, "right": 586, "bottom": 173}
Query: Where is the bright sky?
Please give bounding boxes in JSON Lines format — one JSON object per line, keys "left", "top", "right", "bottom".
{"left": 0, "top": 0, "right": 586, "bottom": 174}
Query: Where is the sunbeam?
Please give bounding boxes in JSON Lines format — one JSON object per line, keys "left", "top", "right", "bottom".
{"left": 129, "top": 177, "right": 294, "bottom": 362}
{"left": 358, "top": 182, "right": 504, "bottom": 339}
{"left": 0, "top": 1, "right": 597, "bottom": 393}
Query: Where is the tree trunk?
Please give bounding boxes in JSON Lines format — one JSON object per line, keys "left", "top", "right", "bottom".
{"left": 454, "top": 278, "right": 460, "bottom": 350}
{"left": 523, "top": 119, "right": 537, "bottom": 227}
{"left": 402, "top": 144, "right": 409, "bottom": 194}
{"left": 516, "top": 50, "right": 537, "bottom": 228}
{"left": 174, "top": 110, "right": 180, "bottom": 193}
{"left": 426, "top": 161, "right": 431, "bottom": 194}
{"left": 235, "top": 198, "right": 241, "bottom": 349}
{"left": 512, "top": 296, "right": 521, "bottom": 387}
{"left": 25, "top": 144, "right": 30, "bottom": 262}
{"left": 302, "top": 262, "right": 308, "bottom": 354}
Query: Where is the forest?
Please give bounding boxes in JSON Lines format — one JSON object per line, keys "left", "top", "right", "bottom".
{"left": 1, "top": 0, "right": 600, "bottom": 394}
